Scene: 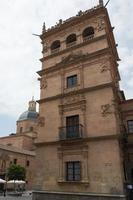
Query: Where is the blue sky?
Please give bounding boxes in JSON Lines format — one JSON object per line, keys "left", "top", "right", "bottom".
{"left": 0, "top": 0, "right": 133, "bottom": 136}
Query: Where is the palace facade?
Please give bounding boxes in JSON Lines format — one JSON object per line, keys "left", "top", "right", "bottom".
{"left": 33, "top": 1, "right": 130, "bottom": 200}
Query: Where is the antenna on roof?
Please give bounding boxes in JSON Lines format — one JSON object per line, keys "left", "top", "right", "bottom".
{"left": 105, "top": 0, "right": 111, "bottom": 7}
{"left": 99, "top": 0, "right": 104, "bottom": 6}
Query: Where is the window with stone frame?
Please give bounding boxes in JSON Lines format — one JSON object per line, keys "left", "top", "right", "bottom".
{"left": 82, "top": 26, "right": 94, "bottom": 41}
{"left": 127, "top": 120, "right": 133, "bottom": 133}
{"left": 20, "top": 127, "right": 23, "bottom": 133}
{"left": 66, "top": 161, "right": 81, "bottom": 181}
{"left": 14, "top": 158, "right": 17, "bottom": 165}
{"left": 67, "top": 74, "right": 77, "bottom": 88}
{"left": 26, "top": 160, "right": 30, "bottom": 167}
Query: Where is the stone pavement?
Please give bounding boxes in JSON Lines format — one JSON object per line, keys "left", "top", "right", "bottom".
{"left": 0, "top": 193, "right": 32, "bottom": 200}
{"left": 0, "top": 196, "right": 32, "bottom": 200}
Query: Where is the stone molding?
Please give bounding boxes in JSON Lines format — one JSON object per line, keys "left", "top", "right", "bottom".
{"left": 39, "top": 77, "right": 47, "bottom": 89}
{"left": 33, "top": 190, "right": 126, "bottom": 200}
{"left": 35, "top": 134, "right": 119, "bottom": 146}
{"left": 38, "top": 48, "right": 111, "bottom": 77}
{"left": 40, "top": 35, "right": 107, "bottom": 62}
{"left": 37, "top": 82, "right": 114, "bottom": 104}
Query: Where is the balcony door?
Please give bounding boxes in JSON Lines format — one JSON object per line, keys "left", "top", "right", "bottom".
{"left": 66, "top": 115, "right": 79, "bottom": 138}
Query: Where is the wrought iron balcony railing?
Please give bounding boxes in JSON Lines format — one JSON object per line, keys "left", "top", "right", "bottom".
{"left": 66, "top": 41, "right": 77, "bottom": 48}
{"left": 59, "top": 124, "right": 83, "bottom": 141}
{"left": 83, "top": 34, "right": 94, "bottom": 42}
{"left": 51, "top": 48, "right": 60, "bottom": 54}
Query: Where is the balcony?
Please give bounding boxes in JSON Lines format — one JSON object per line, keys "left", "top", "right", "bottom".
{"left": 83, "top": 34, "right": 94, "bottom": 42}
{"left": 51, "top": 48, "right": 60, "bottom": 54}
{"left": 59, "top": 124, "right": 83, "bottom": 141}
{"left": 66, "top": 41, "right": 77, "bottom": 48}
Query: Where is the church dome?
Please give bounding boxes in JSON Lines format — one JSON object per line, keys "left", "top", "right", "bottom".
{"left": 18, "top": 110, "right": 38, "bottom": 121}
{"left": 18, "top": 99, "right": 38, "bottom": 121}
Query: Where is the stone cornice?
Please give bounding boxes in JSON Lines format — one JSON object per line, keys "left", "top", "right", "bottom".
{"left": 37, "top": 82, "right": 114, "bottom": 104}
{"left": 38, "top": 47, "right": 111, "bottom": 76}
{"left": 0, "top": 144, "right": 35, "bottom": 156}
{"left": 40, "top": 6, "right": 106, "bottom": 40}
{"left": 121, "top": 99, "right": 133, "bottom": 104}
{"left": 40, "top": 35, "right": 107, "bottom": 62}
{"left": 33, "top": 190, "right": 126, "bottom": 198}
{"left": 34, "top": 134, "right": 120, "bottom": 146}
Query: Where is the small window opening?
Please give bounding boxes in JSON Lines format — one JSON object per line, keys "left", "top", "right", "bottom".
{"left": 82, "top": 27, "right": 94, "bottom": 40}
{"left": 66, "top": 34, "right": 77, "bottom": 44}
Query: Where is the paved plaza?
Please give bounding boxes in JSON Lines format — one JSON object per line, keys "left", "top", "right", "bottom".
{"left": 0, "top": 196, "right": 32, "bottom": 200}
{"left": 0, "top": 192, "right": 32, "bottom": 200}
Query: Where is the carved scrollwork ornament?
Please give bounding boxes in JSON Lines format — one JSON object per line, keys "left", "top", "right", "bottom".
{"left": 63, "top": 94, "right": 86, "bottom": 105}
{"left": 97, "top": 17, "right": 105, "bottom": 31}
{"left": 100, "top": 60, "right": 110, "bottom": 73}
{"left": 101, "top": 104, "right": 113, "bottom": 117}
{"left": 42, "top": 22, "right": 46, "bottom": 33}
{"left": 40, "top": 77, "right": 47, "bottom": 89}
{"left": 100, "top": 65, "right": 110, "bottom": 73}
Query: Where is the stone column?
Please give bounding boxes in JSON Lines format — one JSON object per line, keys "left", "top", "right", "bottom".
{"left": 58, "top": 151, "right": 63, "bottom": 182}
{"left": 82, "top": 148, "right": 89, "bottom": 182}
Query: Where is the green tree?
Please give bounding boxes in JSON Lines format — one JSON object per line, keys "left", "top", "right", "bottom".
{"left": 7, "top": 164, "right": 26, "bottom": 180}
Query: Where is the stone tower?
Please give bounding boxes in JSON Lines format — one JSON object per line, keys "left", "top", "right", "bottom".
{"left": 33, "top": 3, "right": 126, "bottom": 200}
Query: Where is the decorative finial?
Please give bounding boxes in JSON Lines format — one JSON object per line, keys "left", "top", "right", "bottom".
{"left": 28, "top": 98, "right": 36, "bottom": 112}
{"left": 99, "top": 0, "right": 104, "bottom": 6}
{"left": 42, "top": 22, "right": 46, "bottom": 33}
{"left": 59, "top": 19, "right": 63, "bottom": 25}
{"left": 77, "top": 10, "right": 83, "bottom": 16}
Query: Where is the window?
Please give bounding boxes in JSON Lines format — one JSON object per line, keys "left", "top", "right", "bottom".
{"left": 14, "top": 159, "right": 17, "bottom": 164}
{"left": 30, "top": 127, "right": 33, "bottom": 131}
{"left": 10, "top": 161, "right": 12, "bottom": 165}
{"left": 82, "top": 27, "right": 94, "bottom": 40}
{"left": 66, "top": 34, "right": 77, "bottom": 46}
{"left": 66, "top": 161, "right": 81, "bottom": 181}
{"left": 127, "top": 120, "right": 133, "bottom": 133}
{"left": 66, "top": 115, "right": 79, "bottom": 138}
{"left": 20, "top": 127, "right": 23, "bottom": 133}
{"left": 67, "top": 75, "right": 77, "bottom": 88}
{"left": 26, "top": 160, "right": 30, "bottom": 167}
{"left": 51, "top": 40, "right": 60, "bottom": 52}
